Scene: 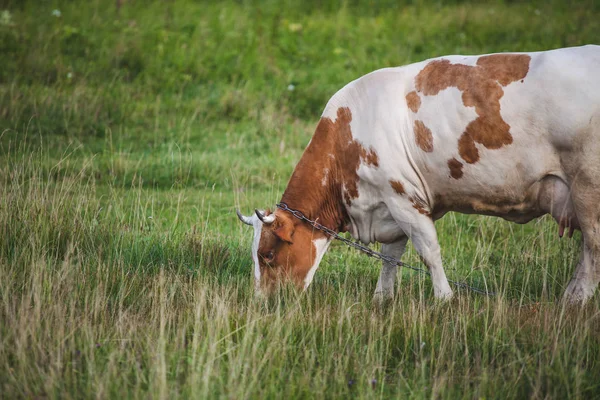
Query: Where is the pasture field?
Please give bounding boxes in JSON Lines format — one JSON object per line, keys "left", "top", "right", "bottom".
{"left": 1, "top": 0, "right": 600, "bottom": 398}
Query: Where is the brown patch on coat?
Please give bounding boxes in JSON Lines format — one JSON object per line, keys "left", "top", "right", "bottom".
{"left": 414, "top": 120, "right": 434, "bottom": 152}
{"left": 406, "top": 91, "right": 421, "bottom": 113}
{"left": 414, "top": 54, "right": 531, "bottom": 164}
{"left": 360, "top": 147, "right": 379, "bottom": 167}
{"left": 409, "top": 196, "right": 431, "bottom": 216}
{"left": 280, "top": 107, "right": 379, "bottom": 230}
{"left": 476, "top": 54, "right": 532, "bottom": 86}
{"left": 389, "top": 180, "right": 405, "bottom": 195}
{"left": 447, "top": 158, "right": 464, "bottom": 179}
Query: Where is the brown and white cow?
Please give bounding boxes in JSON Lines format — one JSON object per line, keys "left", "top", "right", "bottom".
{"left": 238, "top": 45, "right": 600, "bottom": 303}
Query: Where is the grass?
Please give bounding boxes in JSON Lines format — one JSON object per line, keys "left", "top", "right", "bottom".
{"left": 1, "top": 0, "right": 600, "bottom": 398}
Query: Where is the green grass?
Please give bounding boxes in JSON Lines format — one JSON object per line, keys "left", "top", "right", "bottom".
{"left": 1, "top": 0, "right": 600, "bottom": 398}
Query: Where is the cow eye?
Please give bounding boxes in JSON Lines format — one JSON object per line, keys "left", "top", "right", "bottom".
{"left": 262, "top": 251, "right": 275, "bottom": 263}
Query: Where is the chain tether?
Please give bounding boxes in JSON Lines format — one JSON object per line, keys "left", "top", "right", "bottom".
{"left": 276, "top": 202, "right": 495, "bottom": 296}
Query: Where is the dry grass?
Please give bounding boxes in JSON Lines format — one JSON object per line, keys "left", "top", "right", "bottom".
{"left": 1, "top": 145, "right": 599, "bottom": 399}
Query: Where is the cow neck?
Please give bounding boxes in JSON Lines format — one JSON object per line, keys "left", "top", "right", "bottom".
{"left": 280, "top": 177, "right": 348, "bottom": 233}
{"left": 280, "top": 107, "right": 371, "bottom": 233}
{"left": 279, "top": 149, "right": 348, "bottom": 233}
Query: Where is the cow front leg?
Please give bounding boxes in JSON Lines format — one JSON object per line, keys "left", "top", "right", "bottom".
{"left": 393, "top": 212, "right": 453, "bottom": 300}
{"left": 373, "top": 237, "right": 408, "bottom": 305}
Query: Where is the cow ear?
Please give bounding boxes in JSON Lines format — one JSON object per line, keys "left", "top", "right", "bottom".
{"left": 273, "top": 215, "right": 294, "bottom": 243}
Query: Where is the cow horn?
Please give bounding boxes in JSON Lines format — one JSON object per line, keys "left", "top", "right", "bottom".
{"left": 236, "top": 209, "right": 253, "bottom": 226}
{"left": 255, "top": 209, "right": 275, "bottom": 224}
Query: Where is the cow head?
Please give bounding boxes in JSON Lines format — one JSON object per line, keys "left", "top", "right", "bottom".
{"left": 237, "top": 208, "right": 331, "bottom": 294}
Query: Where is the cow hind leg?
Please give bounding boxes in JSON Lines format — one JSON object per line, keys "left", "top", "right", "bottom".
{"left": 563, "top": 199, "right": 600, "bottom": 303}
{"left": 562, "top": 125, "right": 600, "bottom": 303}
{"left": 373, "top": 237, "right": 408, "bottom": 306}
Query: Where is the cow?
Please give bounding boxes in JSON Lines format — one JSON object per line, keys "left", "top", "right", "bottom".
{"left": 237, "top": 45, "right": 600, "bottom": 303}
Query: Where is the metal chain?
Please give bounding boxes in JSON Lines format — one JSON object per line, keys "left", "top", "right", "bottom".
{"left": 276, "top": 202, "right": 495, "bottom": 296}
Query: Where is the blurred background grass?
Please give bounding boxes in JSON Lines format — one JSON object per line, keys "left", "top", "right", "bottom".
{"left": 1, "top": 0, "right": 599, "bottom": 398}
{"left": 1, "top": 0, "right": 598, "bottom": 193}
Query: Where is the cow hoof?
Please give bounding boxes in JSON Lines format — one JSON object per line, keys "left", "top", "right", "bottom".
{"left": 373, "top": 291, "right": 394, "bottom": 309}
{"left": 434, "top": 288, "right": 454, "bottom": 302}
{"left": 563, "top": 280, "right": 594, "bottom": 304}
